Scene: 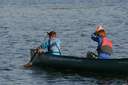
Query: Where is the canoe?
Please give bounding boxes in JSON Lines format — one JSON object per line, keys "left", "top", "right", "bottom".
{"left": 30, "top": 51, "right": 128, "bottom": 73}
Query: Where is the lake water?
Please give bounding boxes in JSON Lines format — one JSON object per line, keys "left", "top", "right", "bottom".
{"left": 0, "top": 0, "right": 128, "bottom": 85}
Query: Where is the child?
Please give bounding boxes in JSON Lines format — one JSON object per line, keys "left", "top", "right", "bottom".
{"left": 39, "top": 31, "right": 61, "bottom": 55}
{"left": 24, "top": 31, "right": 61, "bottom": 67}
{"left": 91, "top": 25, "right": 112, "bottom": 59}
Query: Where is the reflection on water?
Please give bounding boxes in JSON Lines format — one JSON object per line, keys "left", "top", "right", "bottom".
{"left": 0, "top": 0, "right": 128, "bottom": 85}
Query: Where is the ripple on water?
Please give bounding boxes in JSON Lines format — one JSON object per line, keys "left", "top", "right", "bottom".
{"left": 0, "top": 0, "right": 128, "bottom": 85}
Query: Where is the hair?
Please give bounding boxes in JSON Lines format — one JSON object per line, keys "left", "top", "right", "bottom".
{"left": 98, "top": 30, "right": 106, "bottom": 37}
{"left": 48, "top": 31, "right": 56, "bottom": 36}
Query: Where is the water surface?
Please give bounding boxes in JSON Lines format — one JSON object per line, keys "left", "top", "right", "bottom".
{"left": 0, "top": 0, "right": 128, "bottom": 85}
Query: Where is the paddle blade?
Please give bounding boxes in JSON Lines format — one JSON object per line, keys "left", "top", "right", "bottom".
{"left": 23, "top": 63, "right": 32, "bottom": 68}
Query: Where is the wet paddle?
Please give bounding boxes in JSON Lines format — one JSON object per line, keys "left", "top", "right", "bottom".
{"left": 23, "top": 49, "right": 39, "bottom": 68}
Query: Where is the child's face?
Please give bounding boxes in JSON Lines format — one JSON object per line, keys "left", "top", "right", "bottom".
{"left": 99, "top": 31, "right": 106, "bottom": 37}
{"left": 49, "top": 34, "right": 56, "bottom": 39}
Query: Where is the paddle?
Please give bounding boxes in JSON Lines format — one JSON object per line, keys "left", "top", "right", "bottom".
{"left": 55, "top": 42, "right": 62, "bottom": 55}
{"left": 23, "top": 49, "right": 39, "bottom": 68}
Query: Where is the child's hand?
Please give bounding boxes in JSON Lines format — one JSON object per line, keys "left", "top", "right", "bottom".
{"left": 94, "top": 32, "right": 99, "bottom": 36}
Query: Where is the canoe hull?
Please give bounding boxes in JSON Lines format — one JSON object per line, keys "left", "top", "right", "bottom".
{"left": 31, "top": 53, "right": 128, "bottom": 73}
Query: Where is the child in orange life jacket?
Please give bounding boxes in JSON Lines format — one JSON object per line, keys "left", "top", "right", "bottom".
{"left": 91, "top": 25, "right": 112, "bottom": 59}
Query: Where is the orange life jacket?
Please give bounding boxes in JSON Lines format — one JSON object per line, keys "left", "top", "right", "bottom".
{"left": 102, "top": 37, "right": 112, "bottom": 48}
{"left": 101, "top": 37, "right": 112, "bottom": 54}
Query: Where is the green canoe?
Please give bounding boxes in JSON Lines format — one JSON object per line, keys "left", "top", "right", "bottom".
{"left": 30, "top": 51, "right": 128, "bottom": 73}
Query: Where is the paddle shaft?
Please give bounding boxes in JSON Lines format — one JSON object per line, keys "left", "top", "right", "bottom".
{"left": 29, "top": 49, "right": 39, "bottom": 63}
{"left": 29, "top": 33, "right": 49, "bottom": 63}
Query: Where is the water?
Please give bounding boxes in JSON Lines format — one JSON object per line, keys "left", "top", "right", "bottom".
{"left": 0, "top": 0, "right": 128, "bottom": 85}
